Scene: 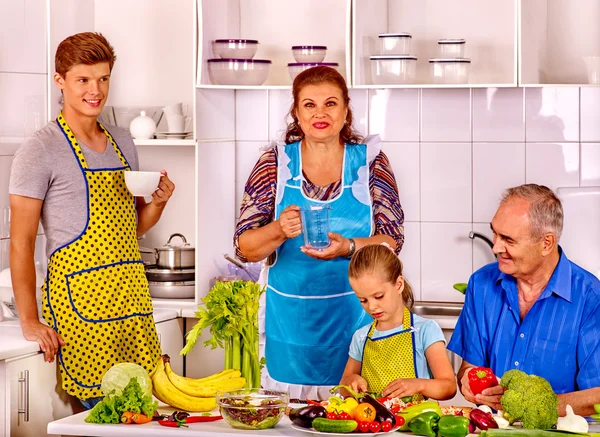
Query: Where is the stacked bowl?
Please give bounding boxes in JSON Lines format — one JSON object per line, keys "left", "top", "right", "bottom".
{"left": 208, "top": 39, "right": 271, "bottom": 85}
{"left": 288, "top": 46, "right": 339, "bottom": 81}
{"left": 370, "top": 33, "right": 417, "bottom": 84}
{"left": 429, "top": 39, "right": 471, "bottom": 84}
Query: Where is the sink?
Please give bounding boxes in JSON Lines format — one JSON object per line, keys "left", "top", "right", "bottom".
{"left": 412, "top": 301, "right": 463, "bottom": 318}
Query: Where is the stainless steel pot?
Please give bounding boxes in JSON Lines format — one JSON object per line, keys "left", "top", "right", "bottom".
{"left": 140, "top": 233, "right": 195, "bottom": 270}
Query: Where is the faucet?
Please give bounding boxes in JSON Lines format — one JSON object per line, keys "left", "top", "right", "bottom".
{"left": 469, "top": 231, "right": 496, "bottom": 259}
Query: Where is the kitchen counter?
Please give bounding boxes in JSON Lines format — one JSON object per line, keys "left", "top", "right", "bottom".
{"left": 48, "top": 411, "right": 600, "bottom": 437}
{"left": 0, "top": 308, "right": 179, "bottom": 362}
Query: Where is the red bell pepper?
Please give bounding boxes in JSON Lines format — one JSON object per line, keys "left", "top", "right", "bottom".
{"left": 467, "top": 367, "right": 498, "bottom": 395}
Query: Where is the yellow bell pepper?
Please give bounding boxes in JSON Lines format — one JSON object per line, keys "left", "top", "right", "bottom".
{"left": 326, "top": 396, "right": 359, "bottom": 416}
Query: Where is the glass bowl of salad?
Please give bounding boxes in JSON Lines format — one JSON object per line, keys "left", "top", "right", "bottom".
{"left": 216, "top": 388, "right": 289, "bottom": 430}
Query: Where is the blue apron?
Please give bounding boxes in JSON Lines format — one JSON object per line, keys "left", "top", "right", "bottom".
{"left": 265, "top": 141, "right": 372, "bottom": 385}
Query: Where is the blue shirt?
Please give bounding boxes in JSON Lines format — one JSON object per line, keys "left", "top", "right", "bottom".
{"left": 448, "top": 248, "right": 600, "bottom": 394}
{"left": 349, "top": 314, "right": 446, "bottom": 379}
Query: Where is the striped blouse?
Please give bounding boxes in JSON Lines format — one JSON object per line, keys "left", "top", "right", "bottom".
{"left": 234, "top": 145, "right": 405, "bottom": 261}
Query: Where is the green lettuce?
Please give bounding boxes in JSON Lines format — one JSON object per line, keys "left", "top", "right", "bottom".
{"left": 101, "top": 362, "right": 152, "bottom": 398}
{"left": 85, "top": 378, "right": 157, "bottom": 424}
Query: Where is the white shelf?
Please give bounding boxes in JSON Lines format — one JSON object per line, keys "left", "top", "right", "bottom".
{"left": 353, "top": 0, "right": 518, "bottom": 87}
{"left": 197, "top": 0, "right": 351, "bottom": 87}
{"left": 196, "top": 84, "right": 291, "bottom": 90}
{"left": 352, "top": 83, "right": 517, "bottom": 89}
{"left": 520, "top": 0, "right": 600, "bottom": 86}
{"left": 134, "top": 139, "right": 196, "bottom": 147}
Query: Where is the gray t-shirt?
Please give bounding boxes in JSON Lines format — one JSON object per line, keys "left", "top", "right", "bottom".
{"left": 9, "top": 121, "right": 139, "bottom": 258}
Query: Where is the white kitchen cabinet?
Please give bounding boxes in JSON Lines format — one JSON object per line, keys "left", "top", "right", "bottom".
{"left": 353, "top": 0, "right": 518, "bottom": 88}
{"left": 196, "top": 0, "right": 351, "bottom": 88}
{"left": 155, "top": 318, "right": 185, "bottom": 376}
{"left": 520, "top": 0, "right": 600, "bottom": 86}
{"left": 3, "top": 353, "right": 75, "bottom": 437}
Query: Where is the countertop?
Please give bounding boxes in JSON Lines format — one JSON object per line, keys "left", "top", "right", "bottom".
{"left": 44, "top": 410, "right": 600, "bottom": 437}
{"left": 0, "top": 308, "right": 179, "bottom": 362}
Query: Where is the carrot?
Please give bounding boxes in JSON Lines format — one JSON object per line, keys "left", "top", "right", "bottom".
{"left": 132, "top": 413, "right": 153, "bottom": 424}
{"left": 121, "top": 411, "right": 135, "bottom": 424}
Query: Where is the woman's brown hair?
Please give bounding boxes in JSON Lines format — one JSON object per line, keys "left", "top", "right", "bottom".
{"left": 55, "top": 32, "right": 116, "bottom": 78}
{"left": 284, "top": 66, "right": 363, "bottom": 145}
{"left": 348, "top": 244, "right": 414, "bottom": 310}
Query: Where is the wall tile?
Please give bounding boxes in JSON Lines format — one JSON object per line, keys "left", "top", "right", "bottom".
{"left": 381, "top": 142, "right": 420, "bottom": 221}
{"left": 0, "top": 156, "right": 12, "bottom": 238}
{"left": 473, "top": 143, "right": 525, "bottom": 222}
{"left": 526, "top": 143, "right": 580, "bottom": 189}
{"left": 473, "top": 88, "right": 525, "bottom": 142}
{"left": 0, "top": 0, "right": 47, "bottom": 74}
{"left": 34, "top": 234, "right": 47, "bottom": 274}
{"left": 581, "top": 88, "right": 600, "bottom": 142}
{"left": 421, "top": 143, "right": 471, "bottom": 222}
{"left": 581, "top": 143, "right": 600, "bottom": 187}
{"left": 196, "top": 89, "right": 235, "bottom": 140}
{"left": 268, "top": 89, "right": 293, "bottom": 143}
{"left": 369, "top": 89, "right": 419, "bottom": 141}
{"left": 0, "top": 73, "right": 46, "bottom": 141}
{"left": 401, "top": 222, "right": 421, "bottom": 301}
{"left": 421, "top": 89, "right": 471, "bottom": 142}
{"left": 0, "top": 239, "right": 9, "bottom": 271}
{"left": 472, "top": 223, "right": 496, "bottom": 273}
{"left": 235, "top": 142, "right": 268, "bottom": 217}
{"left": 525, "top": 87, "right": 579, "bottom": 142}
{"left": 235, "top": 90, "right": 268, "bottom": 142}
{"left": 421, "top": 223, "right": 472, "bottom": 303}
{"left": 349, "top": 89, "right": 368, "bottom": 137}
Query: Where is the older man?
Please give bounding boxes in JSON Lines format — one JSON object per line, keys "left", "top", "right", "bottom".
{"left": 448, "top": 184, "right": 600, "bottom": 416}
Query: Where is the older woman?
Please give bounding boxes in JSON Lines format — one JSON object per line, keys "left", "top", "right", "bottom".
{"left": 234, "top": 66, "right": 404, "bottom": 399}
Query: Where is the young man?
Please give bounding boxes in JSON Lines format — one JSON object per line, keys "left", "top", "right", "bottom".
{"left": 9, "top": 32, "right": 175, "bottom": 408}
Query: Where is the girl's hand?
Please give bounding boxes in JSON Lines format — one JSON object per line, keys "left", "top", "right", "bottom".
{"left": 382, "top": 378, "right": 424, "bottom": 399}
{"left": 278, "top": 205, "right": 302, "bottom": 239}
{"left": 342, "top": 374, "right": 368, "bottom": 394}
{"left": 301, "top": 232, "right": 348, "bottom": 260}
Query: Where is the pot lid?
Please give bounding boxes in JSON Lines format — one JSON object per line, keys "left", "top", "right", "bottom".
{"left": 159, "top": 233, "right": 195, "bottom": 251}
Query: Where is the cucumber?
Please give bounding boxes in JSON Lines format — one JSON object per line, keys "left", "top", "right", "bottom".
{"left": 312, "top": 418, "right": 358, "bottom": 433}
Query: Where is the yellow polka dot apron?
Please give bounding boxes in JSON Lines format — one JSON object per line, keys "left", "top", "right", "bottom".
{"left": 360, "top": 306, "right": 424, "bottom": 401}
{"left": 41, "top": 112, "right": 161, "bottom": 400}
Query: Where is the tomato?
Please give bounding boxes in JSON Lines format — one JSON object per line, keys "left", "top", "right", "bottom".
{"left": 358, "top": 421, "right": 371, "bottom": 433}
{"left": 338, "top": 411, "right": 351, "bottom": 421}
{"left": 390, "top": 404, "right": 400, "bottom": 413}
{"left": 381, "top": 421, "right": 393, "bottom": 432}
{"left": 354, "top": 403, "right": 376, "bottom": 423}
{"left": 369, "top": 421, "right": 381, "bottom": 432}
{"left": 395, "top": 414, "right": 405, "bottom": 426}
{"left": 326, "top": 412, "right": 338, "bottom": 420}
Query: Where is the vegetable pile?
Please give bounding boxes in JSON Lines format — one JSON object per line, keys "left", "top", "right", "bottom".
{"left": 499, "top": 369, "right": 558, "bottom": 429}
{"left": 85, "top": 378, "right": 158, "bottom": 424}
{"left": 181, "top": 280, "right": 264, "bottom": 388}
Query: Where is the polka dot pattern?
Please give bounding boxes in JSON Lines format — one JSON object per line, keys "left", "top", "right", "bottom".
{"left": 361, "top": 306, "right": 424, "bottom": 401}
{"left": 41, "top": 113, "right": 161, "bottom": 400}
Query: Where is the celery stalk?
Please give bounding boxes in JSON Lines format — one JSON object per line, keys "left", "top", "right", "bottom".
{"left": 242, "top": 343, "right": 252, "bottom": 388}
{"left": 224, "top": 336, "right": 232, "bottom": 369}
{"left": 232, "top": 332, "right": 241, "bottom": 370}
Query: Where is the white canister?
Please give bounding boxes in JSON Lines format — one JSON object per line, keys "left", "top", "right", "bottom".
{"left": 129, "top": 111, "right": 157, "bottom": 139}
{"left": 438, "top": 39, "right": 466, "bottom": 58}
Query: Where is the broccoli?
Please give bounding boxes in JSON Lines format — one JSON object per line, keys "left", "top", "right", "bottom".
{"left": 499, "top": 369, "right": 558, "bottom": 429}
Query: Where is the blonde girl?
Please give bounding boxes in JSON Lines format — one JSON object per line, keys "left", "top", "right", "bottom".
{"left": 340, "top": 244, "right": 456, "bottom": 400}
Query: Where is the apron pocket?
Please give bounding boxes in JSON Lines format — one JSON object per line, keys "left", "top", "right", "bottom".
{"left": 66, "top": 261, "right": 152, "bottom": 322}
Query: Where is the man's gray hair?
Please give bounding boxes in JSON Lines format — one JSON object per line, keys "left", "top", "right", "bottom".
{"left": 501, "top": 184, "right": 563, "bottom": 241}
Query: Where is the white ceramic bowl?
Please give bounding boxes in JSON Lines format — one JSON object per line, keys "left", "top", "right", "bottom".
{"left": 292, "top": 45, "right": 327, "bottom": 63}
{"left": 124, "top": 171, "right": 161, "bottom": 197}
{"left": 212, "top": 39, "right": 259, "bottom": 59}
{"left": 379, "top": 33, "right": 412, "bottom": 55}
{"left": 438, "top": 39, "right": 466, "bottom": 58}
{"left": 370, "top": 55, "right": 417, "bottom": 84}
{"left": 288, "top": 62, "right": 339, "bottom": 81}
{"left": 429, "top": 58, "right": 471, "bottom": 84}
{"left": 208, "top": 59, "right": 271, "bottom": 85}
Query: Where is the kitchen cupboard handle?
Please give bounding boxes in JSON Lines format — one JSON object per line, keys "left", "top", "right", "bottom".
{"left": 18, "top": 370, "right": 30, "bottom": 422}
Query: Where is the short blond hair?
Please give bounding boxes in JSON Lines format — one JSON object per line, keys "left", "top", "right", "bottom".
{"left": 501, "top": 184, "right": 563, "bottom": 241}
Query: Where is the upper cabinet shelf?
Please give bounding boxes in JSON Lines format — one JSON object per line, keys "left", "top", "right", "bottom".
{"left": 352, "top": 0, "right": 518, "bottom": 88}
{"left": 520, "top": 0, "right": 600, "bottom": 87}
{"left": 196, "top": 0, "right": 351, "bottom": 88}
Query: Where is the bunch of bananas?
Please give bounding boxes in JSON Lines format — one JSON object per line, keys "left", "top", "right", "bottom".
{"left": 151, "top": 354, "right": 246, "bottom": 412}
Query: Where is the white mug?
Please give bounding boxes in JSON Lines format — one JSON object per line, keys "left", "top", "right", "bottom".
{"left": 163, "top": 103, "right": 184, "bottom": 116}
{"left": 167, "top": 115, "right": 189, "bottom": 133}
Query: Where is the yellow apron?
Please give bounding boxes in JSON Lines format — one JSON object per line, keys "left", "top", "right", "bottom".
{"left": 42, "top": 112, "right": 161, "bottom": 400}
{"left": 361, "top": 306, "right": 424, "bottom": 401}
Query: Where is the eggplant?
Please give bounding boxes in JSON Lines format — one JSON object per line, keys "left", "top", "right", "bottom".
{"left": 361, "top": 394, "right": 396, "bottom": 426}
{"left": 289, "top": 405, "right": 327, "bottom": 429}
